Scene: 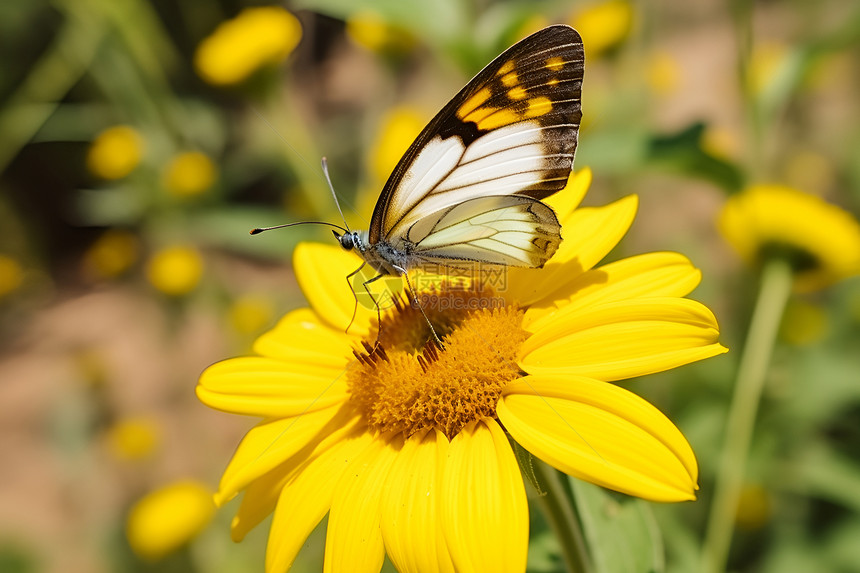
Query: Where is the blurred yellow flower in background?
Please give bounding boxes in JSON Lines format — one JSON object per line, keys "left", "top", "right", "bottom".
{"left": 146, "top": 245, "right": 204, "bottom": 296}
{"left": 747, "top": 41, "right": 789, "bottom": 96}
{"left": 86, "top": 125, "right": 143, "bottom": 180}
{"left": 83, "top": 229, "right": 140, "bottom": 279}
{"left": 346, "top": 10, "right": 415, "bottom": 54}
{"left": 719, "top": 184, "right": 860, "bottom": 292}
{"left": 0, "top": 254, "right": 24, "bottom": 298}
{"left": 163, "top": 151, "right": 217, "bottom": 198}
{"left": 369, "top": 106, "right": 425, "bottom": 184}
{"left": 647, "top": 51, "right": 681, "bottom": 96}
{"left": 569, "top": 0, "right": 633, "bottom": 59}
{"left": 194, "top": 6, "right": 302, "bottom": 86}
{"left": 126, "top": 480, "right": 215, "bottom": 561}
{"left": 700, "top": 125, "right": 741, "bottom": 162}
{"left": 107, "top": 416, "right": 162, "bottom": 461}
{"left": 734, "top": 483, "right": 771, "bottom": 531}
{"left": 229, "top": 294, "right": 275, "bottom": 335}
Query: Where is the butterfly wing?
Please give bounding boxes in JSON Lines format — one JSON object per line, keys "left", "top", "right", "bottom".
{"left": 405, "top": 195, "right": 561, "bottom": 268}
{"left": 368, "top": 24, "right": 583, "bottom": 271}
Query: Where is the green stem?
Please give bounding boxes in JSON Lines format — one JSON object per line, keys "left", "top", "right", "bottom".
{"left": 702, "top": 258, "right": 793, "bottom": 573}
{"left": 532, "top": 460, "right": 592, "bottom": 573}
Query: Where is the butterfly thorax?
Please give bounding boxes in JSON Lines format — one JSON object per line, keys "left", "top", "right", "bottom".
{"left": 337, "top": 230, "right": 414, "bottom": 276}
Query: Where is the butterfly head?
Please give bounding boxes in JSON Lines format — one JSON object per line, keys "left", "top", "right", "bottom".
{"left": 333, "top": 229, "right": 362, "bottom": 252}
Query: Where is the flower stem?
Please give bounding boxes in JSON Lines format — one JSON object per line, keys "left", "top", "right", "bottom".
{"left": 702, "top": 257, "right": 793, "bottom": 573}
{"left": 532, "top": 460, "right": 592, "bottom": 573}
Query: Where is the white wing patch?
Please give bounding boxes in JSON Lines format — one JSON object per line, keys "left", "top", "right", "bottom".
{"left": 407, "top": 195, "right": 561, "bottom": 268}
{"left": 385, "top": 121, "right": 564, "bottom": 240}
{"left": 386, "top": 136, "right": 465, "bottom": 230}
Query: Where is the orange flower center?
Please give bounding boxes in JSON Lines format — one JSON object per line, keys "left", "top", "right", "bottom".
{"left": 347, "top": 284, "right": 528, "bottom": 439}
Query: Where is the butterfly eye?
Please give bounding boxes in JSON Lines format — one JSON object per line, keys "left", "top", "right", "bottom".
{"left": 335, "top": 231, "right": 355, "bottom": 251}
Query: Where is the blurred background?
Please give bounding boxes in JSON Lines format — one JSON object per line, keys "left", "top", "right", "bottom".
{"left": 1, "top": 0, "right": 859, "bottom": 572}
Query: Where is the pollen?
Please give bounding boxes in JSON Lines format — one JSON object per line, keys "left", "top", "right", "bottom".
{"left": 346, "top": 284, "right": 528, "bottom": 439}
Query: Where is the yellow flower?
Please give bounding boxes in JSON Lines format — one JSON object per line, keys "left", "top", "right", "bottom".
{"left": 734, "top": 483, "right": 771, "bottom": 531}
{"left": 646, "top": 51, "right": 681, "bottom": 96}
{"left": 163, "top": 151, "right": 217, "bottom": 197}
{"left": 569, "top": 0, "right": 633, "bottom": 59}
{"left": 747, "top": 41, "right": 789, "bottom": 96}
{"left": 346, "top": 10, "right": 415, "bottom": 55}
{"left": 719, "top": 184, "right": 860, "bottom": 292}
{"left": 126, "top": 481, "right": 215, "bottom": 561}
{"left": 107, "top": 416, "right": 162, "bottom": 461}
{"left": 83, "top": 229, "right": 140, "bottom": 279}
{"left": 146, "top": 245, "right": 204, "bottom": 296}
{"left": 0, "top": 254, "right": 24, "bottom": 298}
{"left": 194, "top": 7, "right": 302, "bottom": 86}
{"left": 198, "top": 168, "right": 727, "bottom": 572}
{"left": 360, "top": 106, "right": 426, "bottom": 217}
{"left": 87, "top": 125, "right": 143, "bottom": 180}
{"left": 369, "top": 106, "right": 426, "bottom": 184}
{"left": 229, "top": 294, "right": 276, "bottom": 335}
{"left": 700, "top": 125, "right": 741, "bottom": 162}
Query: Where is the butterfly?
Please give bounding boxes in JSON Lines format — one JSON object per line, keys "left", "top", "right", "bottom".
{"left": 255, "top": 25, "right": 584, "bottom": 343}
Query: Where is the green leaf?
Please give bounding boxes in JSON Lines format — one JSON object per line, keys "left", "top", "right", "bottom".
{"left": 570, "top": 479, "right": 665, "bottom": 573}
{"left": 293, "top": 0, "right": 468, "bottom": 47}
{"left": 576, "top": 128, "right": 649, "bottom": 175}
{"left": 646, "top": 123, "right": 744, "bottom": 192}
{"left": 789, "top": 443, "right": 860, "bottom": 513}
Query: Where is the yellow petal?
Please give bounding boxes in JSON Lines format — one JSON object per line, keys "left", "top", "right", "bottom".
{"left": 216, "top": 404, "right": 359, "bottom": 504}
{"left": 266, "top": 430, "right": 374, "bottom": 573}
{"left": 294, "top": 242, "right": 391, "bottom": 335}
{"left": 544, "top": 167, "right": 593, "bottom": 222}
{"left": 498, "top": 376, "right": 698, "bottom": 501}
{"left": 441, "top": 419, "right": 528, "bottom": 573}
{"left": 523, "top": 252, "right": 702, "bottom": 329}
{"left": 324, "top": 437, "right": 399, "bottom": 573}
{"left": 504, "top": 195, "right": 639, "bottom": 306}
{"left": 252, "top": 307, "right": 357, "bottom": 369}
{"left": 520, "top": 297, "right": 728, "bottom": 380}
{"left": 381, "top": 429, "right": 455, "bottom": 573}
{"left": 718, "top": 183, "right": 860, "bottom": 292}
{"left": 197, "top": 357, "right": 349, "bottom": 417}
{"left": 230, "top": 462, "right": 292, "bottom": 542}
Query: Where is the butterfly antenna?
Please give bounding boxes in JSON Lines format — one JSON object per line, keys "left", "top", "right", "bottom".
{"left": 321, "top": 157, "right": 350, "bottom": 232}
{"left": 249, "top": 221, "right": 348, "bottom": 235}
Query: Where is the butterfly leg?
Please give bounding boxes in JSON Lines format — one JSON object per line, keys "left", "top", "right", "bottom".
{"left": 344, "top": 262, "right": 367, "bottom": 335}
{"left": 361, "top": 272, "right": 387, "bottom": 350}
{"left": 394, "top": 265, "right": 444, "bottom": 349}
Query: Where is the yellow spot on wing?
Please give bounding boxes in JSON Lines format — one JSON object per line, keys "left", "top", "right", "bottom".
{"left": 457, "top": 87, "right": 491, "bottom": 119}
{"left": 464, "top": 105, "right": 496, "bottom": 124}
{"left": 545, "top": 56, "right": 564, "bottom": 71}
{"left": 508, "top": 86, "right": 527, "bottom": 100}
{"left": 547, "top": 78, "right": 559, "bottom": 87}
{"left": 524, "top": 97, "right": 553, "bottom": 118}
{"left": 497, "top": 60, "right": 515, "bottom": 75}
{"left": 501, "top": 72, "right": 518, "bottom": 87}
{"left": 476, "top": 109, "right": 521, "bottom": 131}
